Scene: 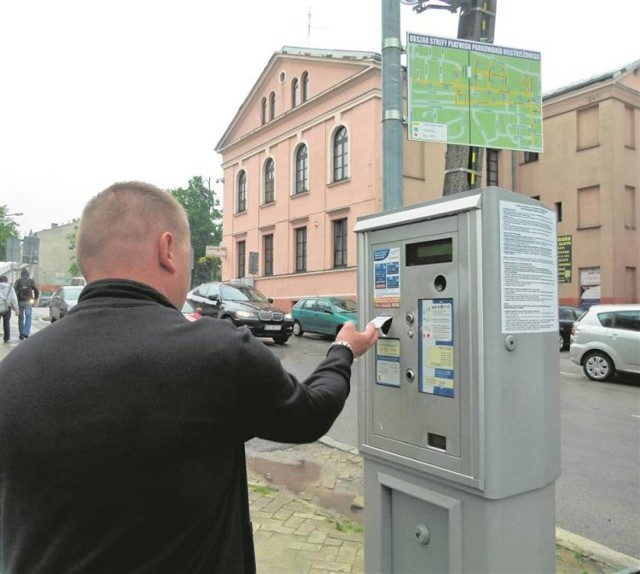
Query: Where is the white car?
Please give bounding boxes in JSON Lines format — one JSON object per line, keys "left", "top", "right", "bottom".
{"left": 569, "top": 304, "right": 640, "bottom": 381}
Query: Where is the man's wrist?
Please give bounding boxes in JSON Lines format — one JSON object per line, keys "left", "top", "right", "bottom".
{"left": 329, "top": 340, "right": 354, "bottom": 358}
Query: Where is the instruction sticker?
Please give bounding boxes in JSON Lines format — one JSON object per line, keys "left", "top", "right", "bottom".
{"left": 375, "top": 338, "right": 401, "bottom": 387}
{"left": 419, "top": 299, "right": 455, "bottom": 398}
{"left": 373, "top": 247, "right": 400, "bottom": 307}
{"left": 499, "top": 201, "right": 558, "bottom": 333}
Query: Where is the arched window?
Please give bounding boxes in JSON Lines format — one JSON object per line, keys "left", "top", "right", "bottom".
{"left": 301, "top": 72, "right": 309, "bottom": 102}
{"left": 264, "top": 158, "right": 275, "bottom": 204}
{"left": 333, "top": 126, "right": 349, "bottom": 182}
{"left": 260, "top": 97, "right": 267, "bottom": 125}
{"left": 237, "top": 170, "right": 247, "bottom": 213}
{"left": 291, "top": 78, "right": 299, "bottom": 108}
{"left": 269, "top": 92, "right": 276, "bottom": 120}
{"left": 295, "top": 145, "right": 308, "bottom": 194}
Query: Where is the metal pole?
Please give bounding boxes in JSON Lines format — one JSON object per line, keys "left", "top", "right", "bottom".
{"left": 381, "top": 0, "right": 404, "bottom": 211}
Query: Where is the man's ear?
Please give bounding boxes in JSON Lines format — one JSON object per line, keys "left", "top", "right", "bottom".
{"left": 158, "top": 232, "right": 177, "bottom": 274}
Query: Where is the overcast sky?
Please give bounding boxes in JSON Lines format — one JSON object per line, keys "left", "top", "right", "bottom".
{"left": 1, "top": 0, "right": 637, "bottom": 235}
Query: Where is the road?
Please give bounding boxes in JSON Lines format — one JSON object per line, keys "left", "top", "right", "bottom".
{"left": 3, "top": 316, "right": 638, "bottom": 558}
{"left": 266, "top": 334, "right": 640, "bottom": 560}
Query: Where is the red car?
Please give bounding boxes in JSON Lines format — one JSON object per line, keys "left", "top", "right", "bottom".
{"left": 181, "top": 300, "right": 202, "bottom": 322}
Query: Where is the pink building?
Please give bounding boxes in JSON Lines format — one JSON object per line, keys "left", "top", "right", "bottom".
{"left": 216, "top": 48, "right": 639, "bottom": 310}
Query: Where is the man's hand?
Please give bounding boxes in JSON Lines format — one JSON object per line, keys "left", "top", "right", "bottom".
{"left": 335, "top": 321, "right": 379, "bottom": 358}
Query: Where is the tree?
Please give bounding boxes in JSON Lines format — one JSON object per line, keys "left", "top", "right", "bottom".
{"left": 170, "top": 176, "right": 223, "bottom": 287}
{"left": 66, "top": 225, "right": 80, "bottom": 277}
{"left": 443, "top": 0, "right": 497, "bottom": 195}
{"left": 0, "top": 205, "right": 20, "bottom": 261}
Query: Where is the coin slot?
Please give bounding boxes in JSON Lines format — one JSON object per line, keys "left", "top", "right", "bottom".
{"left": 427, "top": 433, "right": 447, "bottom": 451}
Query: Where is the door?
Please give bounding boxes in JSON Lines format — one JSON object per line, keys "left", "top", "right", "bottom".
{"left": 315, "top": 299, "right": 335, "bottom": 335}
{"left": 611, "top": 310, "right": 640, "bottom": 371}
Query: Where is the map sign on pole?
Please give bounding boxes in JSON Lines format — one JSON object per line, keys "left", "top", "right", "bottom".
{"left": 407, "top": 33, "right": 543, "bottom": 152}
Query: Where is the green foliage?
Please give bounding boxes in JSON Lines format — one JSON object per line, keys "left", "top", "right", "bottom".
{"left": 248, "top": 483, "right": 274, "bottom": 496}
{"left": 66, "top": 225, "right": 80, "bottom": 277}
{"left": 170, "top": 176, "right": 223, "bottom": 287}
{"left": 333, "top": 517, "right": 363, "bottom": 533}
{"left": 0, "top": 205, "right": 20, "bottom": 260}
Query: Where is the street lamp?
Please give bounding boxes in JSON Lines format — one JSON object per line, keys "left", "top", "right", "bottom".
{"left": 6, "top": 212, "right": 24, "bottom": 217}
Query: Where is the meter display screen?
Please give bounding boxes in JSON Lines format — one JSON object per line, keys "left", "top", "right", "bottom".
{"left": 406, "top": 238, "right": 452, "bottom": 266}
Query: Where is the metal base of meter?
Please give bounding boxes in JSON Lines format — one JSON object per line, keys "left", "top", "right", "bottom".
{"left": 364, "top": 457, "right": 557, "bottom": 573}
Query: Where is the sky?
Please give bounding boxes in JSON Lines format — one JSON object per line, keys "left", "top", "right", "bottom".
{"left": 1, "top": 0, "right": 638, "bottom": 235}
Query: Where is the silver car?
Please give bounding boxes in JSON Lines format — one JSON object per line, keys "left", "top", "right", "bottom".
{"left": 569, "top": 304, "right": 640, "bottom": 381}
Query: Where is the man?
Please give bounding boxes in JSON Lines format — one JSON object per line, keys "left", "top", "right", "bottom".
{"left": 0, "top": 181, "right": 378, "bottom": 573}
{"left": 0, "top": 275, "right": 19, "bottom": 343}
{"left": 14, "top": 267, "right": 39, "bottom": 340}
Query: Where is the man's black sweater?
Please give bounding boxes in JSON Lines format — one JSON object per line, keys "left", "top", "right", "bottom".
{"left": 0, "top": 279, "right": 354, "bottom": 573}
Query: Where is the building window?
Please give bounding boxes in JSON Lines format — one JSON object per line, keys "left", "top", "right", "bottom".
{"left": 291, "top": 78, "right": 299, "bottom": 108}
{"left": 577, "top": 185, "right": 600, "bottom": 229}
{"left": 577, "top": 105, "right": 599, "bottom": 150}
{"left": 524, "top": 151, "right": 538, "bottom": 163}
{"left": 263, "top": 234, "right": 273, "bottom": 276}
{"left": 237, "top": 170, "right": 247, "bottom": 213}
{"left": 301, "top": 71, "right": 309, "bottom": 102}
{"left": 555, "top": 201, "right": 563, "bottom": 222}
{"left": 295, "top": 227, "right": 307, "bottom": 272}
{"left": 264, "top": 158, "right": 275, "bottom": 204}
{"left": 237, "top": 240, "right": 246, "bottom": 278}
{"left": 260, "top": 97, "right": 267, "bottom": 125}
{"left": 333, "top": 218, "right": 348, "bottom": 268}
{"left": 333, "top": 126, "right": 349, "bottom": 182}
{"left": 624, "top": 267, "right": 637, "bottom": 303}
{"left": 295, "top": 144, "right": 309, "bottom": 194}
{"left": 486, "top": 149, "right": 498, "bottom": 186}
{"left": 624, "top": 186, "right": 636, "bottom": 229}
{"left": 624, "top": 105, "right": 636, "bottom": 149}
{"left": 269, "top": 92, "right": 276, "bottom": 120}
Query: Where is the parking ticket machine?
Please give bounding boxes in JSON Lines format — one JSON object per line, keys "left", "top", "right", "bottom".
{"left": 355, "top": 187, "right": 561, "bottom": 573}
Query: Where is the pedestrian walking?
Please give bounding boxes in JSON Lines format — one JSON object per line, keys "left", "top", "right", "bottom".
{"left": 0, "top": 181, "right": 379, "bottom": 574}
{"left": 14, "top": 267, "right": 39, "bottom": 339}
{"left": 0, "top": 275, "right": 19, "bottom": 343}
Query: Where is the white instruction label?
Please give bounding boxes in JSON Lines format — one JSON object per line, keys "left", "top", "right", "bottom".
{"left": 500, "top": 201, "right": 558, "bottom": 333}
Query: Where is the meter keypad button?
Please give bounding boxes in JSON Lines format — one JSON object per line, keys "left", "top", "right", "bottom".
{"left": 405, "top": 369, "right": 415, "bottom": 382}
{"left": 405, "top": 312, "right": 415, "bottom": 325}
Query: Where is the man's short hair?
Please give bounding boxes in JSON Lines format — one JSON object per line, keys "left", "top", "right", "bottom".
{"left": 76, "top": 181, "right": 189, "bottom": 274}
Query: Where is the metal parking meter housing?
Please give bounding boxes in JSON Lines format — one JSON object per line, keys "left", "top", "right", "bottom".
{"left": 355, "top": 187, "right": 561, "bottom": 573}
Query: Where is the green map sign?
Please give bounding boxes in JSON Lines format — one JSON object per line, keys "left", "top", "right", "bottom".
{"left": 407, "top": 33, "right": 542, "bottom": 152}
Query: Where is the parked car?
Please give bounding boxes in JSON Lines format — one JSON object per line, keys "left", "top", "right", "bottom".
{"left": 38, "top": 291, "right": 54, "bottom": 308}
{"left": 292, "top": 296, "right": 358, "bottom": 339}
{"left": 569, "top": 304, "right": 640, "bottom": 381}
{"left": 186, "top": 281, "right": 293, "bottom": 344}
{"left": 181, "top": 300, "right": 202, "bottom": 322}
{"left": 558, "top": 305, "right": 584, "bottom": 351}
{"left": 49, "top": 286, "right": 84, "bottom": 322}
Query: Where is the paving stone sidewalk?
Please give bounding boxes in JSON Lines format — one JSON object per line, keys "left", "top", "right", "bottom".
{"left": 247, "top": 440, "right": 639, "bottom": 574}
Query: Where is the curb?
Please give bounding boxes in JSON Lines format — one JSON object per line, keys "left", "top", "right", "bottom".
{"left": 555, "top": 527, "right": 640, "bottom": 571}
{"left": 319, "top": 435, "right": 640, "bottom": 571}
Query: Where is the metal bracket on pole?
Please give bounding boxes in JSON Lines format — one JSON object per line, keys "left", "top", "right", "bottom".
{"left": 383, "top": 110, "right": 403, "bottom": 122}
{"left": 443, "top": 167, "right": 480, "bottom": 176}
{"left": 467, "top": 6, "right": 495, "bottom": 16}
{"left": 382, "top": 37, "right": 403, "bottom": 50}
